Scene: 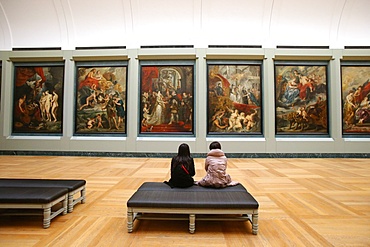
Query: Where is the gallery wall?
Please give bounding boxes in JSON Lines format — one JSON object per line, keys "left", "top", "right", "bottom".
{"left": 0, "top": 47, "right": 369, "bottom": 156}
{"left": 0, "top": 0, "right": 369, "bottom": 156}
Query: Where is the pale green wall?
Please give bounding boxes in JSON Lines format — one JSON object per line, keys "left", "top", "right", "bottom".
{"left": 1, "top": 48, "right": 369, "bottom": 155}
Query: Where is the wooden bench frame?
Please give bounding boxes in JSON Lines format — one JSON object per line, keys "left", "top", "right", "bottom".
{"left": 127, "top": 206, "right": 259, "bottom": 234}
{"left": 0, "top": 188, "right": 68, "bottom": 228}
{"left": 66, "top": 185, "right": 86, "bottom": 213}
{"left": 0, "top": 179, "right": 86, "bottom": 213}
{"left": 126, "top": 182, "right": 259, "bottom": 234}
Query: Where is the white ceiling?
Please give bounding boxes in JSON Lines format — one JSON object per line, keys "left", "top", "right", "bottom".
{"left": 0, "top": 0, "right": 369, "bottom": 50}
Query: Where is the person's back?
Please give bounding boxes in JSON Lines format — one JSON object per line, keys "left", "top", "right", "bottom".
{"left": 205, "top": 148, "right": 228, "bottom": 175}
{"left": 197, "top": 141, "right": 238, "bottom": 188}
{"left": 164, "top": 143, "right": 195, "bottom": 188}
{"left": 169, "top": 160, "right": 194, "bottom": 188}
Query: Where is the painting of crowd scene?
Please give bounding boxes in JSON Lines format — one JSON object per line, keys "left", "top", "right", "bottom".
{"left": 75, "top": 65, "right": 127, "bottom": 135}
{"left": 207, "top": 64, "right": 262, "bottom": 135}
{"left": 140, "top": 65, "right": 194, "bottom": 135}
{"left": 12, "top": 64, "right": 64, "bottom": 134}
{"left": 275, "top": 64, "right": 328, "bottom": 135}
{"left": 341, "top": 65, "right": 370, "bottom": 135}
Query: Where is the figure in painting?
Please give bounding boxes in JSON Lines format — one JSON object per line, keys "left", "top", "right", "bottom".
{"left": 51, "top": 91, "right": 59, "bottom": 122}
{"left": 146, "top": 91, "right": 166, "bottom": 126}
{"left": 114, "top": 95, "right": 125, "bottom": 128}
{"left": 210, "top": 110, "right": 227, "bottom": 131}
{"left": 214, "top": 81, "right": 224, "bottom": 96}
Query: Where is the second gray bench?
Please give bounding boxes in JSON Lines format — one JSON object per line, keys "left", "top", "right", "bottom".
{"left": 0, "top": 187, "right": 68, "bottom": 228}
{"left": 0, "top": 178, "right": 86, "bottom": 213}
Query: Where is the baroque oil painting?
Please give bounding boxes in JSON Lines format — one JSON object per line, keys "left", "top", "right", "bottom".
{"left": 12, "top": 63, "right": 64, "bottom": 135}
{"left": 341, "top": 64, "right": 370, "bottom": 135}
{"left": 75, "top": 63, "right": 127, "bottom": 135}
{"left": 207, "top": 63, "right": 262, "bottom": 135}
{"left": 275, "top": 63, "right": 328, "bottom": 135}
{"left": 140, "top": 64, "right": 194, "bottom": 135}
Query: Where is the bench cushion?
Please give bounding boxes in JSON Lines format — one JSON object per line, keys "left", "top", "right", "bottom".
{"left": 0, "top": 179, "right": 86, "bottom": 192}
{"left": 0, "top": 187, "right": 68, "bottom": 204}
{"left": 136, "top": 182, "right": 249, "bottom": 192}
{"left": 127, "top": 182, "right": 258, "bottom": 209}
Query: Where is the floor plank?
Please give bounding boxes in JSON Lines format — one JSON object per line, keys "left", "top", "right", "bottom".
{"left": 0, "top": 156, "right": 369, "bottom": 246}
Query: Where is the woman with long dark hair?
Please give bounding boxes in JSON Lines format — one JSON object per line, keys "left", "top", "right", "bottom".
{"left": 164, "top": 143, "right": 195, "bottom": 188}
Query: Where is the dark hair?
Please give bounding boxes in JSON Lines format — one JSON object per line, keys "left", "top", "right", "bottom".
{"left": 209, "top": 141, "right": 221, "bottom": 150}
{"left": 174, "top": 143, "right": 191, "bottom": 169}
{"left": 178, "top": 143, "right": 190, "bottom": 156}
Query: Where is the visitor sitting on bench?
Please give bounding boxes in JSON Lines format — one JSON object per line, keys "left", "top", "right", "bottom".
{"left": 197, "top": 141, "right": 239, "bottom": 188}
{"left": 164, "top": 143, "right": 196, "bottom": 188}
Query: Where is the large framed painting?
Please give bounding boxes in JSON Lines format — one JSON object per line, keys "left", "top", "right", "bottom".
{"left": 139, "top": 60, "right": 195, "bottom": 136}
{"left": 207, "top": 61, "right": 262, "bottom": 136}
{"left": 12, "top": 62, "right": 65, "bottom": 135}
{"left": 341, "top": 62, "right": 370, "bottom": 136}
{"left": 274, "top": 61, "right": 329, "bottom": 136}
{"left": 75, "top": 61, "right": 128, "bottom": 136}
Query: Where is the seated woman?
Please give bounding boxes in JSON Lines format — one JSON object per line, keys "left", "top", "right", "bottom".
{"left": 197, "top": 141, "right": 238, "bottom": 188}
{"left": 164, "top": 143, "right": 195, "bottom": 188}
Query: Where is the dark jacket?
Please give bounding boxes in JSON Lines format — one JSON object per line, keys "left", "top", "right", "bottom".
{"left": 165, "top": 157, "right": 195, "bottom": 188}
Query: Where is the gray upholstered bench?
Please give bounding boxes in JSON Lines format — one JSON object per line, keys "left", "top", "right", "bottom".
{"left": 0, "top": 187, "right": 68, "bottom": 228}
{"left": 0, "top": 179, "right": 86, "bottom": 212}
{"left": 127, "top": 182, "right": 259, "bottom": 234}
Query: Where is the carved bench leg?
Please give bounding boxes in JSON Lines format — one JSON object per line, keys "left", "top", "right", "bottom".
{"left": 62, "top": 196, "right": 68, "bottom": 215}
{"left": 81, "top": 188, "right": 86, "bottom": 204}
{"left": 252, "top": 212, "right": 259, "bottom": 235}
{"left": 189, "top": 214, "right": 195, "bottom": 234}
{"left": 127, "top": 210, "right": 133, "bottom": 233}
{"left": 43, "top": 207, "right": 51, "bottom": 229}
{"left": 68, "top": 194, "right": 74, "bottom": 213}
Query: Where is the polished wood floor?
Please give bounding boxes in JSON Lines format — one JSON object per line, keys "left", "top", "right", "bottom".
{"left": 0, "top": 156, "right": 369, "bottom": 247}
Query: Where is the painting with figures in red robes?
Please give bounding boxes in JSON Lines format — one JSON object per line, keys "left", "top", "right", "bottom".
{"left": 341, "top": 62, "right": 370, "bottom": 135}
{"left": 207, "top": 62, "right": 262, "bottom": 136}
{"left": 139, "top": 62, "right": 194, "bottom": 135}
{"left": 12, "top": 63, "right": 64, "bottom": 135}
{"left": 75, "top": 62, "right": 127, "bottom": 135}
{"left": 274, "top": 62, "right": 329, "bottom": 136}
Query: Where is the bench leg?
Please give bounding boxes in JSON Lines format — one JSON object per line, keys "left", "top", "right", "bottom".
{"left": 127, "top": 210, "right": 133, "bottom": 233}
{"left": 68, "top": 194, "right": 74, "bottom": 213}
{"left": 43, "top": 208, "right": 51, "bottom": 229}
{"left": 81, "top": 188, "right": 86, "bottom": 204}
{"left": 189, "top": 214, "right": 195, "bottom": 234}
{"left": 252, "top": 212, "right": 258, "bottom": 235}
{"left": 67, "top": 187, "right": 86, "bottom": 213}
{"left": 62, "top": 196, "right": 68, "bottom": 215}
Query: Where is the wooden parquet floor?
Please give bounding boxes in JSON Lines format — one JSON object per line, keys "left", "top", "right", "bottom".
{"left": 0, "top": 156, "right": 369, "bottom": 247}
